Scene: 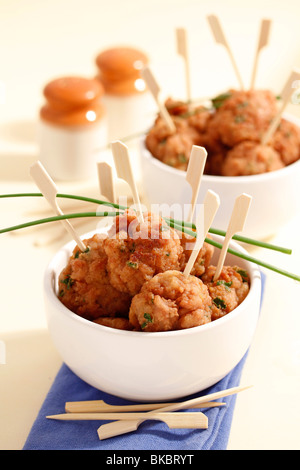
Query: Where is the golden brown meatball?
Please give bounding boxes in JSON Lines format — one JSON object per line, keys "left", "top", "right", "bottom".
{"left": 104, "top": 210, "right": 183, "bottom": 296}
{"left": 58, "top": 234, "right": 132, "bottom": 321}
{"left": 222, "top": 140, "right": 284, "bottom": 176}
{"left": 211, "top": 89, "right": 278, "bottom": 147}
{"left": 145, "top": 115, "right": 201, "bottom": 170}
{"left": 270, "top": 118, "right": 300, "bottom": 165}
{"left": 201, "top": 265, "right": 250, "bottom": 321}
{"left": 129, "top": 270, "right": 212, "bottom": 332}
{"left": 93, "top": 316, "right": 132, "bottom": 330}
{"left": 179, "top": 231, "right": 214, "bottom": 277}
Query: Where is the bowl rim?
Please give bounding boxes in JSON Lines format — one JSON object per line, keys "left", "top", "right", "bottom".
{"left": 44, "top": 230, "right": 262, "bottom": 339}
{"left": 140, "top": 111, "right": 300, "bottom": 183}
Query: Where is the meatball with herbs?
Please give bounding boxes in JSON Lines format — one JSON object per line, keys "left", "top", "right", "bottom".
{"left": 58, "top": 234, "right": 132, "bottom": 321}
{"left": 270, "top": 118, "right": 300, "bottom": 165}
{"left": 221, "top": 140, "right": 284, "bottom": 176}
{"left": 104, "top": 210, "right": 183, "bottom": 296}
{"left": 129, "top": 270, "right": 213, "bottom": 332}
{"left": 179, "top": 231, "right": 214, "bottom": 277}
{"left": 210, "top": 89, "right": 278, "bottom": 147}
{"left": 145, "top": 115, "right": 201, "bottom": 170}
{"left": 201, "top": 265, "right": 250, "bottom": 321}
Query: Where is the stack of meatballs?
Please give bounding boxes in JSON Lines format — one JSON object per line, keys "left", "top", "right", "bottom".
{"left": 58, "top": 209, "right": 250, "bottom": 332}
{"left": 145, "top": 89, "right": 300, "bottom": 176}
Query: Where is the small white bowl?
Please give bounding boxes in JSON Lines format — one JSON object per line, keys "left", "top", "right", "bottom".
{"left": 43, "top": 231, "right": 261, "bottom": 402}
{"left": 140, "top": 114, "right": 300, "bottom": 240}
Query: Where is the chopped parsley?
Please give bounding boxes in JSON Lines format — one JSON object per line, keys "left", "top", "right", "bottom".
{"left": 213, "top": 297, "right": 227, "bottom": 310}
{"left": 216, "top": 280, "right": 232, "bottom": 291}
{"left": 211, "top": 92, "right": 231, "bottom": 109}
{"left": 74, "top": 246, "right": 90, "bottom": 258}
{"left": 178, "top": 153, "right": 187, "bottom": 163}
{"left": 234, "top": 115, "right": 246, "bottom": 123}
{"left": 141, "top": 313, "right": 154, "bottom": 329}
{"left": 60, "top": 276, "right": 74, "bottom": 290}
{"left": 236, "top": 269, "right": 248, "bottom": 282}
{"left": 127, "top": 261, "right": 138, "bottom": 269}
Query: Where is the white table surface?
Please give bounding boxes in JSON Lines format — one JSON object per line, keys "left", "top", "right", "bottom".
{"left": 1, "top": 0, "right": 300, "bottom": 450}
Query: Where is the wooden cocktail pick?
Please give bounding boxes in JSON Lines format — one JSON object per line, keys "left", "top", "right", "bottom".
{"left": 207, "top": 14, "right": 244, "bottom": 90}
{"left": 46, "top": 411, "right": 208, "bottom": 429}
{"left": 186, "top": 145, "right": 207, "bottom": 223}
{"left": 176, "top": 27, "right": 191, "bottom": 102}
{"left": 111, "top": 141, "right": 144, "bottom": 222}
{"left": 213, "top": 193, "right": 252, "bottom": 281}
{"left": 184, "top": 190, "right": 220, "bottom": 277}
{"left": 250, "top": 19, "right": 272, "bottom": 89}
{"left": 97, "top": 384, "right": 252, "bottom": 440}
{"left": 97, "top": 161, "right": 116, "bottom": 204}
{"left": 65, "top": 399, "right": 225, "bottom": 413}
{"left": 141, "top": 66, "right": 176, "bottom": 133}
{"left": 261, "top": 68, "right": 300, "bottom": 145}
{"left": 29, "top": 161, "right": 86, "bottom": 252}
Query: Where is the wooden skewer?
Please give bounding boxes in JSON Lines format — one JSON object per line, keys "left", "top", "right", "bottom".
{"left": 97, "top": 161, "right": 116, "bottom": 205}
{"left": 185, "top": 146, "right": 207, "bottom": 223}
{"left": 213, "top": 193, "right": 252, "bottom": 281}
{"left": 97, "top": 384, "right": 252, "bottom": 440}
{"left": 207, "top": 14, "right": 244, "bottom": 90}
{"left": 176, "top": 27, "right": 191, "bottom": 102}
{"left": 65, "top": 399, "right": 225, "bottom": 413}
{"left": 111, "top": 141, "right": 144, "bottom": 223}
{"left": 184, "top": 190, "right": 220, "bottom": 277}
{"left": 141, "top": 66, "right": 176, "bottom": 133}
{"left": 261, "top": 68, "right": 300, "bottom": 145}
{"left": 29, "top": 161, "right": 86, "bottom": 252}
{"left": 250, "top": 19, "right": 272, "bottom": 89}
{"left": 47, "top": 411, "right": 208, "bottom": 429}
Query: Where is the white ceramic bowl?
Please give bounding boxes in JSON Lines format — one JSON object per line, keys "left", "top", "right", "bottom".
{"left": 140, "top": 114, "right": 300, "bottom": 240}
{"left": 43, "top": 231, "right": 261, "bottom": 402}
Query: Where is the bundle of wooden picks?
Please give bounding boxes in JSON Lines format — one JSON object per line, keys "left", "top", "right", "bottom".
{"left": 46, "top": 384, "right": 252, "bottom": 440}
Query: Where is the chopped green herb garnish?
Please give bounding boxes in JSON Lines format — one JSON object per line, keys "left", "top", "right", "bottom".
{"left": 60, "top": 276, "right": 74, "bottom": 290}
{"left": 213, "top": 297, "right": 227, "bottom": 310}
{"left": 166, "top": 252, "right": 170, "bottom": 257}
{"left": 141, "top": 312, "right": 154, "bottom": 329}
{"left": 237, "top": 269, "right": 248, "bottom": 281}
{"left": 178, "top": 154, "right": 187, "bottom": 163}
{"left": 216, "top": 280, "right": 232, "bottom": 291}
{"left": 234, "top": 115, "right": 246, "bottom": 123}
{"left": 211, "top": 92, "right": 231, "bottom": 109}
{"left": 58, "top": 289, "right": 65, "bottom": 297}
{"left": 237, "top": 101, "right": 249, "bottom": 108}
{"left": 130, "top": 243, "right": 136, "bottom": 253}
{"left": 74, "top": 250, "right": 80, "bottom": 258}
{"left": 127, "top": 261, "right": 138, "bottom": 269}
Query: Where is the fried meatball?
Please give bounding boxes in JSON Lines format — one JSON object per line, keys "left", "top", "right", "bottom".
{"left": 129, "top": 270, "right": 212, "bottom": 331}
{"left": 58, "top": 234, "right": 131, "bottom": 321}
{"left": 211, "top": 89, "right": 278, "bottom": 147}
{"left": 270, "top": 118, "right": 300, "bottom": 165}
{"left": 201, "top": 265, "right": 250, "bottom": 321}
{"left": 93, "top": 316, "right": 132, "bottom": 330}
{"left": 222, "top": 140, "right": 284, "bottom": 176}
{"left": 145, "top": 115, "right": 201, "bottom": 170}
{"left": 104, "top": 210, "right": 183, "bottom": 296}
{"left": 179, "top": 231, "right": 214, "bottom": 277}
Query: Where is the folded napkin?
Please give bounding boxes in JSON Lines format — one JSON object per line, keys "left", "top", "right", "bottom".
{"left": 23, "top": 274, "right": 265, "bottom": 451}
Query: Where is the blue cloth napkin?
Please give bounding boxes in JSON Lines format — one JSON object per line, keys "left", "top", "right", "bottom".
{"left": 23, "top": 274, "right": 265, "bottom": 451}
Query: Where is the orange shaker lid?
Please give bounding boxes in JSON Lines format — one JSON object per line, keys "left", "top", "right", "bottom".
{"left": 43, "top": 76, "right": 104, "bottom": 110}
{"left": 96, "top": 47, "right": 148, "bottom": 95}
{"left": 41, "top": 76, "right": 105, "bottom": 126}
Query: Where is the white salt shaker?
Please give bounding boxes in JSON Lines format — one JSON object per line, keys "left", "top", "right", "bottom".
{"left": 38, "top": 76, "right": 107, "bottom": 181}
{"left": 95, "top": 47, "right": 155, "bottom": 143}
